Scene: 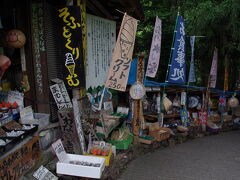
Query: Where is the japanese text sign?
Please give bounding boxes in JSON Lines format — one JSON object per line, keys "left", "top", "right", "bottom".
{"left": 167, "top": 15, "right": 186, "bottom": 84}
{"left": 56, "top": 6, "right": 85, "bottom": 88}
{"left": 146, "top": 17, "right": 162, "bottom": 78}
{"left": 210, "top": 47, "right": 218, "bottom": 88}
{"left": 105, "top": 14, "right": 138, "bottom": 91}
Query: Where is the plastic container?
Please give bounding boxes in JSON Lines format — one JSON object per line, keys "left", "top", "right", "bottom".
{"left": 87, "top": 148, "right": 112, "bottom": 166}
{"left": 19, "top": 113, "right": 50, "bottom": 129}
{"left": 107, "top": 133, "right": 133, "bottom": 150}
{"left": 11, "top": 102, "right": 20, "bottom": 120}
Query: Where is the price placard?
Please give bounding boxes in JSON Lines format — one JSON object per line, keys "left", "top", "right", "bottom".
{"left": 51, "top": 139, "right": 69, "bottom": 163}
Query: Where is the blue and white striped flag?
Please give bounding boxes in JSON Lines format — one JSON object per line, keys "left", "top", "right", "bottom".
{"left": 167, "top": 15, "right": 186, "bottom": 84}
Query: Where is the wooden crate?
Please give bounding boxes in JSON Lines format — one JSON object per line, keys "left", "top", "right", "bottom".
{"left": 149, "top": 128, "right": 170, "bottom": 142}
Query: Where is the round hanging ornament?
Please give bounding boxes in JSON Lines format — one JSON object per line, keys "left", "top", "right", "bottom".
{"left": 227, "top": 95, "right": 239, "bottom": 108}
{"left": 129, "top": 81, "right": 146, "bottom": 100}
{"left": 6, "top": 29, "right": 26, "bottom": 48}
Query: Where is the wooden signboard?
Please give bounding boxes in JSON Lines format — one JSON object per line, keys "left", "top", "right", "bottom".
{"left": 31, "top": 2, "right": 50, "bottom": 113}
{"left": 0, "top": 136, "right": 40, "bottom": 180}
{"left": 50, "top": 81, "right": 72, "bottom": 110}
{"left": 72, "top": 99, "right": 86, "bottom": 154}
{"left": 105, "top": 14, "right": 138, "bottom": 91}
{"left": 58, "top": 108, "right": 82, "bottom": 154}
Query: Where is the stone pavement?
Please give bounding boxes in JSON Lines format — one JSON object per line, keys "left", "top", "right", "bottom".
{"left": 119, "top": 130, "right": 240, "bottom": 180}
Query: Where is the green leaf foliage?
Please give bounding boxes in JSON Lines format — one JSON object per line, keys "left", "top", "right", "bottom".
{"left": 136, "top": 0, "right": 240, "bottom": 90}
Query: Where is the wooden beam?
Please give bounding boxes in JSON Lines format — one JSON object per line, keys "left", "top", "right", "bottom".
{"left": 88, "top": 0, "right": 114, "bottom": 19}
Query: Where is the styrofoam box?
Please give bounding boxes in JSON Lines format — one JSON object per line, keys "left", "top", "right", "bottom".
{"left": 57, "top": 154, "right": 105, "bottom": 179}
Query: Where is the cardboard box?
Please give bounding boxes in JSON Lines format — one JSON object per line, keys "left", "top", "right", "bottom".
{"left": 56, "top": 154, "right": 105, "bottom": 179}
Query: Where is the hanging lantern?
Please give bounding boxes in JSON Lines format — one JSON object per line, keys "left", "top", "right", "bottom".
{"left": 227, "top": 95, "right": 239, "bottom": 108}
{"left": 6, "top": 29, "right": 26, "bottom": 48}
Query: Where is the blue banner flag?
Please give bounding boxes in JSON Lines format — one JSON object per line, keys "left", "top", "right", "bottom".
{"left": 188, "top": 36, "right": 196, "bottom": 83}
{"left": 167, "top": 16, "right": 186, "bottom": 84}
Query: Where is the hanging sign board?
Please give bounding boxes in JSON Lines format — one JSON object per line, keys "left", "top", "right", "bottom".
{"left": 105, "top": 14, "right": 138, "bottom": 91}
{"left": 86, "top": 14, "right": 116, "bottom": 89}
{"left": 56, "top": 6, "right": 85, "bottom": 88}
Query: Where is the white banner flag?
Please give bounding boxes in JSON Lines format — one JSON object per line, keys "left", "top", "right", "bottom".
{"left": 210, "top": 47, "right": 218, "bottom": 88}
{"left": 146, "top": 17, "right": 162, "bottom": 78}
{"left": 105, "top": 14, "right": 138, "bottom": 91}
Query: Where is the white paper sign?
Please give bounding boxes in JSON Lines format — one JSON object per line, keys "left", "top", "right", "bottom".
{"left": 103, "top": 101, "right": 113, "bottom": 113}
{"left": 52, "top": 139, "right": 69, "bottom": 163}
{"left": 86, "top": 14, "right": 116, "bottom": 89}
{"left": 33, "top": 165, "right": 58, "bottom": 180}
{"left": 181, "top": 92, "right": 187, "bottom": 106}
{"left": 20, "top": 106, "right": 34, "bottom": 120}
{"left": 50, "top": 81, "right": 72, "bottom": 110}
{"left": 117, "top": 107, "right": 129, "bottom": 115}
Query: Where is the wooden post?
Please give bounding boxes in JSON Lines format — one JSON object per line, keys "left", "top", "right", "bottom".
{"left": 202, "top": 75, "right": 211, "bottom": 132}
{"left": 132, "top": 54, "right": 145, "bottom": 136}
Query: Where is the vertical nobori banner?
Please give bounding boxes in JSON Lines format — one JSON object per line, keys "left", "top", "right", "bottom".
{"left": 167, "top": 15, "right": 186, "bottom": 84}
{"left": 105, "top": 14, "right": 138, "bottom": 91}
{"left": 146, "top": 17, "right": 162, "bottom": 78}
{"left": 56, "top": 6, "right": 85, "bottom": 88}
{"left": 188, "top": 36, "right": 196, "bottom": 83}
{"left": 209, "top": 47, "right": 218, "bottom": 88}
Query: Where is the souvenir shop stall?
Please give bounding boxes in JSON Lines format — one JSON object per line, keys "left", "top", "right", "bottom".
{"left": 47, "top": 13, "right": 240, "bottom": 180}
{"left": 0, "top": 17, "right": 44, "bottom": 180}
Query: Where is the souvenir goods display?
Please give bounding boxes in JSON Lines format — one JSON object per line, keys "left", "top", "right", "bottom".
{"left": 227, "top": 96, "right": 239, "bottom": 108}
{"left": 188, "top": 96, "right": 199, "bottom": 108}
